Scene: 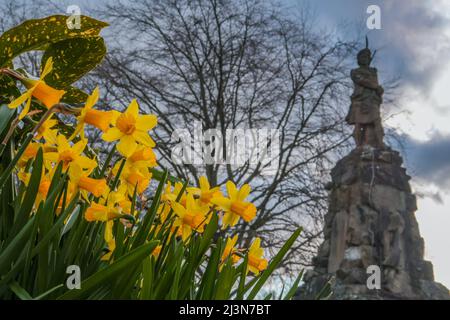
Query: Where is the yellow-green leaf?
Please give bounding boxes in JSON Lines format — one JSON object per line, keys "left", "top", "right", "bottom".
{"left": 41, "top": 37, "right": 106, "bottom": 89}
{"left": 0, "top": 15, "right": 108, "bottom": 67}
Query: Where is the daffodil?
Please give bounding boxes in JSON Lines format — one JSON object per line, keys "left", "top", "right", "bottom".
{"left": 69, "top": 164, "right": 108, "bottom": 198}
{"left": 247, "top": 237, "right": 268, "bottom": 275}
{"left": 111, "top": 145, "right": 156, "bottom": 190}
{"left": 45, "top": 135, "right": 97, "bottom": 172}
{"left": 211, "top": 181, "right": 257, "bottom": 229}
{"left": 171, "top": 193, "right": 211, "bottom": 241}
{"left": 127, "top": 145, "right": 157, "bottom": 168}
{"left": 152, "top": 245, "right": 162, "bottom": 258}
{"left": 101, "top": 220, "right": 116, "bottom": 261}
{"left": 161, "top": 181, "right": 187, "bottom": 206}
{"left": 8, "top": 57, "right": 65, "bottom": 119}
{"left": 18, "top": 142, "right": 41, "bottom": 168}
{"left": 187, "top": 176, "right": 222, "bottom": 207}
{"left": 118, "top": 164, "right": 152, "bottom": 197}
{"left": 102, "top": 99, "right": 157, "bottom": 157}
{"left": 18, "top": 169, "right": 51, "bottom": 207}
{"left": 35, "top": 115, "right": 58, "bottom": 141}
{"left": 221, "top": 235, "right": 241, "bottom": 265}
{"left": 85, "top": 188, "right": 130, "bottom": 222}
{"left": 85, "top": 186, "right": 131, "bottom": 261}
{"left": 69, "top": 87, "right": 113, "bottom": 140}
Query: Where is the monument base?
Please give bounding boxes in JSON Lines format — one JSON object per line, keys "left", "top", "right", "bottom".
{"left": 297, "top": 146, "right": 449, "bottom": 300}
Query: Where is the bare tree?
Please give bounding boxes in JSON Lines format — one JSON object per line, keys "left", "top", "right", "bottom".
{"left": 91, "top": 0, "right": 357, "bottom": 268}
{"left": 1, "top": 0, "right": 359, "bottom": 270}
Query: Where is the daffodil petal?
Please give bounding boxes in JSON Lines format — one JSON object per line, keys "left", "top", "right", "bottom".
{"left": 211, "top": 197, "right": 232, "bottom": 210}
{"left": 199, "top": 176, "right": 210, "bottom": 190}
{"left": 126, "top": 99, "right": 139, "bottom": 118}
{"left": 57, "top": 135, "right": 71, "bottom": 151}
{"left": 226, "top": 181, "right": 238, "bottom": 199}
{"left": 18, "top": 96, "right": 32, "bottom": 120}
{"left": 133, "top": 130, "right": 155, "bottom": 147}
{"left": 76, "top": 156, "right": 97, "bottom": 170}
{"left": 172, "top": 202, "right": 186, "bottom": 217}
{"left": 135, "top": 114, "right": 157, "bottom": 131}
{"left": 102, "top": 127, "right": 123, "bottom": 142}
{"left": 8, "top": 90, "right": 32, "bottom": 109}
{"left": 72, "top": 139, "right": 87, "bottom": 155}
{"left": 117, "top": 135, "right": 137, "bottom": 157}
{"left": 85, "top": 86, "right": 100, "bottom": 109}
{"left": 40, "top": 57, "right": 53, "bottom": 79}
{"left": 238, "top": 184, "right": 251, "bottom": 201}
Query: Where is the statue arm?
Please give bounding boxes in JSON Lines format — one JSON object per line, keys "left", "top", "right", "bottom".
{"left": 351, "top": 70, "right": 381, "bottom": 90}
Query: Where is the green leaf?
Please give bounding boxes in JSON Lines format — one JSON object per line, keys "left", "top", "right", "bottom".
{"left": 0, "top": 74, "right": 20, "bottom": 105}
{"left": 41, "top": 36, "right": 106, "bottom": 89}
{"left": 283, "top": 270, "right": 304, "bottom": 300}
{"left": 34, "top": 284, "right": 64, "bottom": 300}
{"left": 9, "top": 282, "right": 32, "bottom": 300}
{"left": 12, "top": 148, "right": 43, "bottom": 232}
{"left": 0, "top": 216, "right": 36, "bottom": 275}
{"left": 0, "top": 15, "right": 108, "bottom": 67}
{"left": 0, "top": 133, "right": 33, "bottom": 190}
{"left": 235, "top": 254, "right": 249, "bottom": 299}
{"left": 0, "top": 104, "right": 15, "bottom": 137}
{"left": 196, "top": 239, "right": 222, "bottom": 299}
{"left": 60, "top": 86, "right": 88, "bottom": 104}
{"left": 57, "top": 241, "right": 159, "bottom": 300}
{"left": 140, "top": 256, "right": 154, "bottom": 300}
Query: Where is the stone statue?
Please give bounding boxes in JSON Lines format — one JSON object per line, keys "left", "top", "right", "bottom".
{"left": 297, "top": 41, "right": 450, "bottom": 300}
{"left": 346, "top": 43, "right": 385, "bottom": 148}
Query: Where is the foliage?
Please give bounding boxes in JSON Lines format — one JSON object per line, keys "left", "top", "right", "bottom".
{"left": 0, "top": 15, "right": 302, "bottom": 300}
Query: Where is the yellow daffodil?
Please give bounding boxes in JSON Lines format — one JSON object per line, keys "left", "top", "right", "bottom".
{"left": 152, "top": 245, "right": 162, "bottom": 258}
{"left": 127, "top": 145, "right": 157, "bottom": 167}
{"left": 85, "top": 186, "right": 131, "bottom": 261}
{"left": 102, "top": 99, "right": 157, "bottom": 157}
{"left": 18, "top": 142, "right": 41, "bottom": 168}
{"left": 8, "top": 57, "right": 65, "bottom": 119}
{"left": 45, "top": 135, "right": 97, "bottom": 171}
{"left": 221, "top": 235, "right": 241, "bottom": 265}
{"left": 247, "top": 237, "right": 268, "bottom": 275}
{"left": 118, "top": 164, "right": 152, "bottom": 197}
{"left": 69, "top": 164, "right": 108, "bottom": 198}
{"left": 70, "top": 87, "right": 113, "bottom": 140}
{"left": 171, "top": 193, "right": 211, "bottom": 241}
{"left": 18, "top": 169, "right": 51, "bottom": 207}
{"left": 35, "top": 115, "right": 58, "bottom": 141}
{"left": 111, "top": 146, "right": 156, "bottom": 190}
{"left": 161, "top": 182, "right": 186, "bottom": 205}
{"left": 85, "top": 186, "right": 131, "bottom": 222}
{"left": 187, "top": 176, "right": 222, "bottom": 207}
{"left": 101, "top": 220, "right": 116, "bottom": 261}
{"left": 212, "top": 181, "right": 257, "bottom": 229}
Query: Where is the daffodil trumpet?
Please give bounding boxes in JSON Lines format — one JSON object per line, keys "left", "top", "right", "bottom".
{"left": 6, "top": 58, "right": 66, "bottom": 119}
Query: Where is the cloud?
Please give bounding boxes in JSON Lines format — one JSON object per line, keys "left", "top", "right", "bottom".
{"left": 400, "top": 132, "right": 450, "bottom": 191}
{"left": 293, "top": 0, "right": 450, "bottom": 95}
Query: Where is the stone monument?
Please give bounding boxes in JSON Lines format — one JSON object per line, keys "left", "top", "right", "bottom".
{"left": 297, "top": 43, "right": 449, "bottom": 300}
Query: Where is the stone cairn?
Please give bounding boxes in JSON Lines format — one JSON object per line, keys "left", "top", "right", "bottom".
{"left": 297, "top": 43, "right": 449, "bottom": 300}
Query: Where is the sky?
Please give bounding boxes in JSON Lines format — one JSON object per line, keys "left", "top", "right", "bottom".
{"left": 3, "top": 0, "right": 449, "bottom": 290}
{"left": 288, "top": 0, "right": 450, "bottom": 288}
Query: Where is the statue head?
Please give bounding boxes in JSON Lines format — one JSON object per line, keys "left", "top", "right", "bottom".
{"left": 357, "top": 48, "right": 371, "bottom": 67}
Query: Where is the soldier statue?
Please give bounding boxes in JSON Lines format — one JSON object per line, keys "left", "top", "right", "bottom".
{"left": 346, "top": 41, "right": 385, "bottom": 148}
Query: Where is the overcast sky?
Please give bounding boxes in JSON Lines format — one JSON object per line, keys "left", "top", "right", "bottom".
{"left": 288, "top": 0, "right": 450, "bottom": 288}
